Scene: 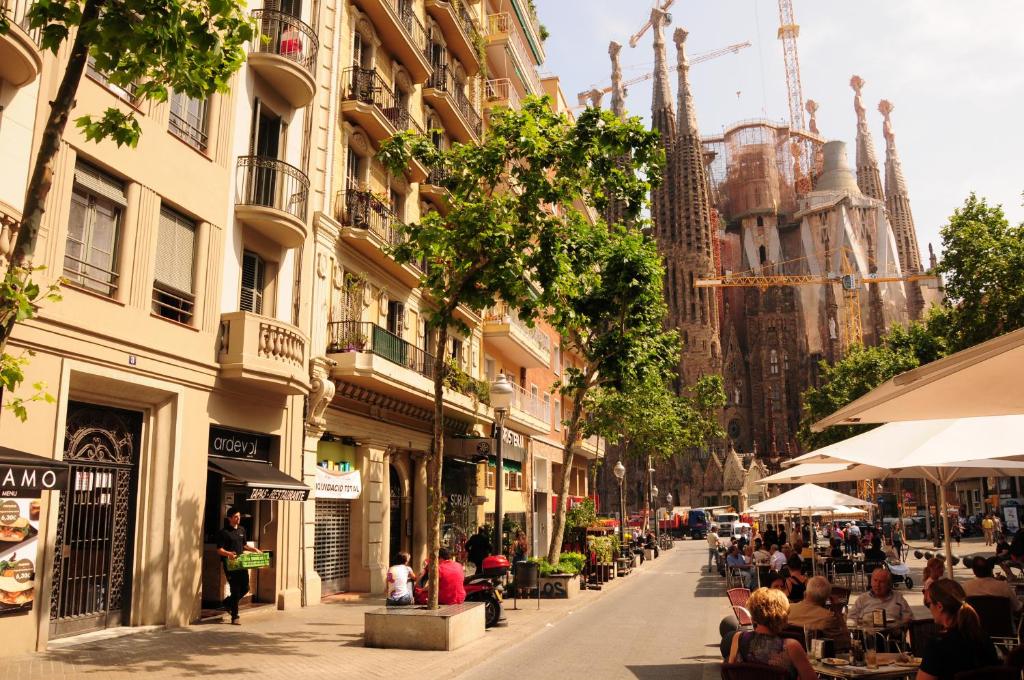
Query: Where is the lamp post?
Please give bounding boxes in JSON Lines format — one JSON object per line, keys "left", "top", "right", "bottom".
{"left": 666, "top": 492, "right": 673, "bottom": 544}
{"left": 489, "top": 373, "right": 514, "bottom": 556}
{"left": 652, "top": 483, "right": 660, "bottom": 549}
{"left": 614, "top": 460, "right": 626, "bottom": 544}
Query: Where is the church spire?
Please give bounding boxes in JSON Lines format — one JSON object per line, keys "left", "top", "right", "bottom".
{"left": 880, "top": 98, "right": 925, "bottom": 319}
{"left": 609, "top": 41, "right": 626, "bottom": 120}
{"left": 649, "top": 8, "right": 675, "bottom": 139}
{"left": 850, "top": 76, "right": 883, "bottom": 200}
{"left": 673, "top": 28, "right": 698, "bottom": 134}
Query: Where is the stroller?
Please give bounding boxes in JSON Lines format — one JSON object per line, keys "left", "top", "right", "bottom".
{"left": 884, "top": 546, "right": 913, "bottom": 589}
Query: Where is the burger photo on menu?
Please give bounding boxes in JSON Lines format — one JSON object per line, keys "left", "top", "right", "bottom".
{"left": 0, "top": 517, "right": 29, "bottom": 542}
{"left": 0, "top": 576, "right": 34, "bottom": 607}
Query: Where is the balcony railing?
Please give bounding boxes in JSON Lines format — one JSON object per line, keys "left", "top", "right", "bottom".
{"left": 390, "top": 0, "right": 430, "bottom": 59}
{"left": 327, "top": 321, "right": 434, "bottom": 379}
{"left": 342, "top": 66, "right": 416, "bottom": 130}
{"left": 235, "top": 155, "right": 309, "bottom": 222}
{"left": 425, "top": 165, "right": 451, "bottom": 187}
{"left": 426, "top": 64, "right": 482, "bottom": 138}
{"left": 2, "top": 0, "right": 41, "bottom": 43}
{"left": 486, "top": 12, "right": 542, "bottom": 95}
{"left": 337, "top": 183, "right": 406, "bottom": 248}
{"left": 510, "top": 381, "right": 549, "bottom": 422}
{"left": 484, "top": 303, "right": 552, "bottom": 355}
{"left": 250, "top": 9, "right": 318, "bottom": 74}
{"left": 484, "top": 78, "right": 520, "bottom": 110}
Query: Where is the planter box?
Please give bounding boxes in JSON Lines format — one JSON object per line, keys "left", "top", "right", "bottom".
{"left": 644, "top": 548, "right": 656, "bottom": 561}
{"left": 599, "top": 563, "right": 615, "bottom": 581}
{"left": 537, "top": 573, "right": 580, "bottom": 599}
{"left": 364, "top": 602, "right": 485, "bottom": 651}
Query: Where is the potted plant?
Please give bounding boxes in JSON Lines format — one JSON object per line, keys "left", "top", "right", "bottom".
{"left": 530, "top": 554, "right": 583, "bottom": 599}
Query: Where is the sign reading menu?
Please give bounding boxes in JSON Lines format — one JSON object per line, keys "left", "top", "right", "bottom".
{"left": 0, "top": 499, "right": 40, "bottom": 617}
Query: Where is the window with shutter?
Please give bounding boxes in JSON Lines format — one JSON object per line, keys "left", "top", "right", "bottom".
{"left": 240, "top": 250, "right": 265, "bottom": 314}
{"left": 63, "top": 162, "right": 124, "bottom": 298}
{"left": 152, "top": 207, "right": 197, "bottom": 324}
{"left": 168, "top": 92, "right": 210, "bottom": 151}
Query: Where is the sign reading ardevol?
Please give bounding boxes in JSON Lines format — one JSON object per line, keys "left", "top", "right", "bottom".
{"left": 208, "top": 427, "right": 272, "bottom": 462}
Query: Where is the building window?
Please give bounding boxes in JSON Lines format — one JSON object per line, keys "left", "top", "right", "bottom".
{"left": 530, "top": 384, "right": 539, "bottom": 405}
{"left": 769, "top": 349, "right": 779, "bottom": 375}
{"left": 552, "top": 344, "right": 561, "bottom": 375}
{"left": 152, "top": 206, "right": 197, "bottom": 323}
{"left": 64, "top": 162, "right": 125, "bottom": 298}
{"left": 484, "top": 356, "right": 496, "bottom": 382}
{"left": 168, "top": 92, "right": 210, "bottom": 151}
{"left": 485, "top": 466, "right": 495, "bottom": 489}
{"left": 240, "top": 250, "right": 266, "bottom": 314}
{"left": 450, "top": 337, "right": 462, "bottom": 366}
{"left": 554, "top": 400, "right": 561, "bottom": 431}
{"left": 86, "top": 57, "right": 138, "bottom": 101}
{"left": 543, "top": 393, "right": 550, "bottom": 420}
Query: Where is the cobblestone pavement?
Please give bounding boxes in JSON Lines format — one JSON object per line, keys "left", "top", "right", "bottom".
{"left": 0, "top": 535, "right": 990, "bottom": 680}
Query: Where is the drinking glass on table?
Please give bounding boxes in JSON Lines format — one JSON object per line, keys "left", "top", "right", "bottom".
{"left": 864, "top": 629, "right": 878, "bottom": 669}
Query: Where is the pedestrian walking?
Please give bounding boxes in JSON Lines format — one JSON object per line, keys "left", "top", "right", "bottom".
{"left": 982, "top": 514, "right": 995, "bottom": 546}
{"left": 465, "top": 525, "right": 492, "bottom": 574}
{"left": 217, "top": 506, "right": 262, "bottom": 625}
{"left": 706, "top": 527, "right": 720, "bottom": 573}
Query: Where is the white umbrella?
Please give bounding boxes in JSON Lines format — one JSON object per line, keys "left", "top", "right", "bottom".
{"left": 813, "top": 327, "right": 1024, "bottom": 430}
{"left": 748, "top": 483, "right": 873, "bottom": 514}
{"left": 785, "top": 417, "right": 1024, "bottom": 576}
{"left": 832, "top": 505, "right": 869, "bottom": 517}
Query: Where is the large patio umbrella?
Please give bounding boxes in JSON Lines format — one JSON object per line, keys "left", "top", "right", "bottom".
{"left": 748, "top": 483, "right": 873, "bottom": 514}
{"left": 813, "top": 327, "right": 1024, "bottom": 430}
{"left": 784, "top": 417, "right": 1024, "bottom": 576}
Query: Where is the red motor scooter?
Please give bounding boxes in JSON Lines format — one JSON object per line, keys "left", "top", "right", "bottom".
{"left": 414, "top": 555, "right": 508, "bottom": 628}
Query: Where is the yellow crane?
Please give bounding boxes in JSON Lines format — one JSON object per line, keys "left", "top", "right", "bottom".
{"left": 695, "top": 248, "right": 938, "bottom": 350}
{"left": 628, "top": 0, "right": 676, "bottom": 48}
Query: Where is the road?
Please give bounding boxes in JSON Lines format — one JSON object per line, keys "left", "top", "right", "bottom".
{"left": 455, "top": 538, "right": 728, "bottom": 680}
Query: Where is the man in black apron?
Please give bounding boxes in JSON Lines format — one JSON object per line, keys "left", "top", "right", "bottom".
{"left": 217, "top": 507, "right": 262, "bottom": 624}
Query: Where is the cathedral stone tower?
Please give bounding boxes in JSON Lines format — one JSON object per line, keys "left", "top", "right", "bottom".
{"left": 879, "top": 99, "right": 925, "bottom": 319}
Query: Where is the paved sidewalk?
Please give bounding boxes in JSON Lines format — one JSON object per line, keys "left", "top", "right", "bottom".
{"left": 1, "top": 562, "right": 645, "bottom": 680}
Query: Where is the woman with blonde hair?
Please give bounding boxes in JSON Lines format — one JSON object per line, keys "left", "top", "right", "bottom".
{"left": 727, "top": 587, "right": 817, "bottom": 679}
{"left": 921, "top": 557, "right": 944, "bottom": 593}
{"left": 917, "top": 578, "right": 998, "bottom": 680}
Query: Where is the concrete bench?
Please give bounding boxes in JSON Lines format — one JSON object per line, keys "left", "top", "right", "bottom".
{"left": 364, "top": 602, "right": 485, "bottom": 651}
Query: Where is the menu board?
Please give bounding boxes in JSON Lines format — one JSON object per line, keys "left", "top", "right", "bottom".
{"left": 0, "top": 499, "right": 39, "bottom": 617}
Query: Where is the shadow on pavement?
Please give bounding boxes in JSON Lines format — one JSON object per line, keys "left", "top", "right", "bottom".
{"left": 626, "top": 662, "right": 716, "bottom": 679}
{"left": 693, "top": 573, "right": 726, "bottom": 598}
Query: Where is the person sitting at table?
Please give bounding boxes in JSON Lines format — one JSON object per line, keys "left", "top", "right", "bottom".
{"left": 785, "top": 555, "right": 808, "bottom": 603}
{"left": 917, "top": 578, "right": 998, "bottom": 680}
{"left": 726, "top": 544, "right": 753, "bottom": 588}
{"left": 848, "top": 568, "right": 913, "bottom": 628}
{"left": 766, "top": 570, "right": 786, "bottom": 592}
{"left": 763, "top": 525, "right": 779, "bottom": 552}
{"left": 963, "top": 555, "right": 1022, "bottom": 611}
{"left": 753, "top": 540, "right": 770, "bottom": 564}
{"left": 770, "top": 544, "right": 788, "bottom": 572}
{"left": 922, "top": 557, "right": 945, "bottom": 592}
{"left": 787, "top": 575, "right": 850, "bottom": 652}
{"left": 727, "top": 587, "right": 818, "bottom": 680}
{"left": 829, "top": 538, "right": 844, "bottom": 559}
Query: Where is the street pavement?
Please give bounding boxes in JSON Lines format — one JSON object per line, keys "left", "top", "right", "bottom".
{"left": 456, "top": 539, "right": 728, "bottom": 680}
{"left": 0, "top": 535, "right": 993, "bottom": 680}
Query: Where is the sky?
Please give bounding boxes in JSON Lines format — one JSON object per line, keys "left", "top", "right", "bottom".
{"left": 534, "top": 0, "right": 1024, "bottom": 260}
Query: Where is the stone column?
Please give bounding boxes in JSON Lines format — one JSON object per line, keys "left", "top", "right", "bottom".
{"left": 411, "top": 451, "right": 429, "bottom": 569}
{"left": 357, "top": 439, "right": 390, "bottom": 594}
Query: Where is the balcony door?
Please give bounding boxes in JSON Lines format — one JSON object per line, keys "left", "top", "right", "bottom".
{"left": 248, "top": 100, "right": 283, "bottom": 208}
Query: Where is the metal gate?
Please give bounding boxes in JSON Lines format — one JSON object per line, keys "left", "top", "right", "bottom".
{"left": 314, "top": 499, "right": 350, "bottom": 595}
{"left": 50, "top": 403, "right": 141, "bottom": 638}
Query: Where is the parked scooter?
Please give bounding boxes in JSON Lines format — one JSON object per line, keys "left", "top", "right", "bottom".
{"left": 413, "top": 554, "right": 508, "bottom": 628}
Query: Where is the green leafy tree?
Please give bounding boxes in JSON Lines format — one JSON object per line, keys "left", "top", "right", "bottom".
{"left": 377, "top": 98, "right": 662, "bottom": 607}
{"left": 536, "top": 223, "right": 681, "bottom": 564}
{"left": 798, "top": 319, "right": 947, "bottom": 449}
{"left": 0, "top": 0, "right": 256, "bottom": 406}
{"left": 934, "top": 193, "right": 1024, "bottom": 351}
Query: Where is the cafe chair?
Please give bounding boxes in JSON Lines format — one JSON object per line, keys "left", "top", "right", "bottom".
{"left": 780, "top": 625, "right": 807, "bottom": 650}
{"left": 966, "top": 595, "right": 1020, "bottom": 651}
{"left": 908, "top": 618, "right": 940, "bottom": 658}
{"left": 952, "top": 667, "right": 1018, "bottom": 680}
{"left": 720, "top": 662, "right": 789, "bottom": 680}
{"left": 830, "top": 559, "right": 855, "bottom": 590}
{"left": 727, "top": 588, "right": 751, "bottom": 609}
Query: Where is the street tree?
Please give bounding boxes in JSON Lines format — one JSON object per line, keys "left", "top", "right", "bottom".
{"left": 535, "top": 223, "right": 680, "bottom": 564}
{"left": 378, "top": 98, "right": 662, "bottom": 607}
{"left": 589, "top": 372, "right": 725, "bottom": 528}
{"left": 0, "top": 0, "right": 255, "bottom": 414}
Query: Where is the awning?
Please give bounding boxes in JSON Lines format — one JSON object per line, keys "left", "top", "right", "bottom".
{"left": 0, "top": 446, "right": 69, "bottom": 498}
{"left": 209, "top": 457, "right": 309, "bottom": 502}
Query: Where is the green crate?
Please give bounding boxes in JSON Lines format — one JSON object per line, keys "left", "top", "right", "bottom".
{"left": 227, "top": 551, "right": 271, "bottom": 571}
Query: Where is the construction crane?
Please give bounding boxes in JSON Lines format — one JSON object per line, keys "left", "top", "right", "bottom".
{"left": 576, "top": 41, "right": 752, "bottom": 109}
{"left": 628, "top": 0, "right": 675, "bottom": 48}
{"left": 695, "top": 248, "right": 938, "bottom": 350}
{"left": 777, "top": 0, "right": 812, "bottom": 192}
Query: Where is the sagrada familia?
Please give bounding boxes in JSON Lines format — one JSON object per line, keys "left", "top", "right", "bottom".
{"left": 597, "top": 9, "right": 941, "bottom": 514}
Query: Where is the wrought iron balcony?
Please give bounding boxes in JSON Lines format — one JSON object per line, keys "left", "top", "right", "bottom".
{"left": 350, "top": 0, "right": 432, "bottom": 82}
{"left": 424, "top": 0, "right": 480, "bottom": 76}
{"left": 327, "top": 321, "right": 434, "bottom": 379}
{"left": 423, "top": 64, "right": 482, "bottom": 142}
{"left": 248, "top": 9, "right": 318, "bottom": 108}
{"left": 337, "top": 184, "right": 405, "bottom": 248}
{"left": 234, "top": 155, "right": 309, "bottom": 248}
{"left": 485, "top": 12, "right": 543, "bottom": 96}
{"left": 342, "top": 67, "right": 413, "bottom": 130}
{"left": 484, "top": 78, "right": 521, "bottom": 110}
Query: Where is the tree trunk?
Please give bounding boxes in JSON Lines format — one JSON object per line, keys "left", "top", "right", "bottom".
{"left": 547, "top": 382, "right": 588, "bottom": 564}
{"left": 0, "top": 0, "right": 102, "bottom": 354}
{"left": 426, "top": 323, "right": 448, "bottom": 609}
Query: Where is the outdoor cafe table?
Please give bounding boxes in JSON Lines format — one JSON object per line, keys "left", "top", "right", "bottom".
{"left": 812, "top": 653, "right": 918, "bottom": 679}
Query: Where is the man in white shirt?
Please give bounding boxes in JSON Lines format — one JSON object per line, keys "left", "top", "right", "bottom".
{"left": 769, "top": 544, "right": 787, "bottom": 572}
{"left": 848, "top": 568, "right": 913, "bottom": 628}
{"left": 963, "top": 556, "right": 1022, "bottom": 611}
{"left": 706, "top": 528, "right": 720, "bottom": 572}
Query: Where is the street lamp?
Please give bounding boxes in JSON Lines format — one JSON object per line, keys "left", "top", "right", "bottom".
{"left": 489, "top": 373, "right": 514, "bottom": 556}
{"left": 613, "top": 460, "right": 626, "bottom": 544}
{"left": 652, "top": 483, "right": 660, "bottom": 549}
{"left": 666, "top": 493, "right": 673, "bottom": 544}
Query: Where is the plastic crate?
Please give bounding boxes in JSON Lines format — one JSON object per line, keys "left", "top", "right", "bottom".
{"left": 227, "top": 551, "right": 271, "bottom": 571}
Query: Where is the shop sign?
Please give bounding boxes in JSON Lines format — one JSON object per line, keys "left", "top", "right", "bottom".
{"left": 1005, "top": 506, "right": 1021, "bottom": 534}
{"left": 315, "top": 468, "right": 362, "bottom": 500}
{"left": 0, "top": 466, "right": 66, "bottom": 498}
{"left": 209, "top": 427, "right": 271, "bottom": 462}
{"left": 497, "top": 427, "right": 525, "bottom": 449}
{"left": 0, "top": 499, "right": 40, "bottom": 617}
{"left": 246, "top": 487, "right": 309, "bottom": 502}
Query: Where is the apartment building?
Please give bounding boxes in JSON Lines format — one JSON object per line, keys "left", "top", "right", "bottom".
{"left": 0, "top": 0, "right": 319, "bottom": 654}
